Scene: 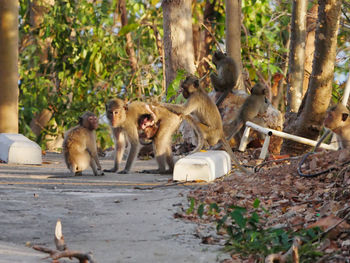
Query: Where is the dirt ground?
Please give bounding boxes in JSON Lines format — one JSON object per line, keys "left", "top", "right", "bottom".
{"left": 0, "top": 152, "right": 230, "bottom": 263}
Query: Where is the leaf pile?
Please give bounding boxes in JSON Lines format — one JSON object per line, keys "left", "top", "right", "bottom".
{"left": 177, "top": 149, "right": 350, "bottom": 262}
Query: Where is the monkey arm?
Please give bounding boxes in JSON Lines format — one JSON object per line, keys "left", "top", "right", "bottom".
{"left": 161, "top": 103, "right": 185, "bottom": 115}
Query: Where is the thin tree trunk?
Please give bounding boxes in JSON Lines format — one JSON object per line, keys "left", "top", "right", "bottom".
{"left": 282, "top": 0, "right": 342, "bottom": 154}
{"left": 196, "top": 0, "right": 216, "bottom": 80}
{"left": 162, "top": 0, "right": 196, "bottom": 92}
{"left": 29, "top": 0, "right": 54, "bottom": 137}
{"left": 118, "top": 0, "right": 140, "bottom": 97}
{"left": 302, "top": 4, "right": 318, "bottom": 98}
{"left": 225, "top": 0, "right": 244, "bottom": 91}
{"left": 286, "top": 0, "right": 307, "bottom": 113}
{"left": 0, "top": 1, "right": 19, "bottom": 133}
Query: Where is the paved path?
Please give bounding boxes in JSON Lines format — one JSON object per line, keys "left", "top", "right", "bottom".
{"left": 0, "top": 152, "right": 228, "bottom": 263}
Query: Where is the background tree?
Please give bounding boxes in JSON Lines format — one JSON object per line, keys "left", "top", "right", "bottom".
{"left": 162, "top": 0, "right": 196, "bottom": 93}
{"left": 286, "top": 0, "right": 307, "bottom": 113}
{"left": 282, "top": 0, "right": 342, "bottom": 154}
{"left": 0, "top": 1, "right": 19, "bottom": 133}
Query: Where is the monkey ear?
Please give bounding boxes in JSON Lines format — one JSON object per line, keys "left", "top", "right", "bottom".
{"left": 124, "top": 104, "right": 128, "bottom": 112}
{"left": 78, "top": 116, "right": 83, "bottom": 126}
{"left": 342, "top": 113, "right": 349, "bottom": 122}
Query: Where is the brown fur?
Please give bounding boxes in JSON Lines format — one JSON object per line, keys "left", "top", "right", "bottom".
{"left": 210, "top": 51, "right": 240, "bottom": 106}
{"left": 104, "top": 99, "right": 203, "bottom": 174}
{"left": 163, "top": 75, "right": 252, "bottom": 174}
{"left": 324, "top": 103, "right": 350, "bottom": 149}
{"left": 226, "top": 83, "right": 268, "bottom": 142}
{"left": 63, "top": 112, "right": 103, "bottom": 176}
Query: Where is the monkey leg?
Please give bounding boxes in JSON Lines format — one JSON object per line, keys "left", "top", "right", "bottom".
{"left": 104, "top": 128, "right": 126, "bottom": 173}
{"left": 119, "top": 141, "right": 139, "bottom": 174}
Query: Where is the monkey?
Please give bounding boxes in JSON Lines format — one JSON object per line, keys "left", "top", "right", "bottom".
{"left": 324, "top": 103, "right": 350, "bottom": 149}
{"left": 63, "top": 111, "right": 104, "bottom": 176}
{"left": 138, "top": 113, "right": 160, "bottom": 145}
{"left": 104, "top": 99, "right": 204, "bottom": 174}
{"left": 210, "top": 51, "right": 240, "bottom": 107}
{"left": 162, "top": 75, "right": 252, "bottom": 174}
{"left": 224, "top": 82, "right": 268, "bottom": 143}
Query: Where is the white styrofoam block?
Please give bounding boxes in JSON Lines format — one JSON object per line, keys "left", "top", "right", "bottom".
{"left": 173, "top": 150, "right": 231, "bottom": 182}
{"left": 0, "top": 133, "right": 42, "bottom": 164}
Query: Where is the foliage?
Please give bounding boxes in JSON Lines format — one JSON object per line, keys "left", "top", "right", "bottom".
{"left": 187, "top": 197, "right": 324, "bottom": 262}
{"left": 17, "top": 0, "right": 350, "bottom": 148}
{"left": 18, "top": 0, "right": 163, "bottom": 148}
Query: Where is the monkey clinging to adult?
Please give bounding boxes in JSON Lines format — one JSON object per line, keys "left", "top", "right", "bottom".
{"left": 104, "top": 99, "right": 204, "bottom": 174}
{"left": 210, "top": 51, "right": 240, "bottom": 107}
{"left": 162, "top": 75, "right": 252, "bottom": 174}
{"left": 63, "top": 111, "right": 104, "bottom": 176}
{"left": 324, "top": 103, "right": 350, "bottom": 149}
{"left": 138, "top": 113, "right": 160, "bottom": 145}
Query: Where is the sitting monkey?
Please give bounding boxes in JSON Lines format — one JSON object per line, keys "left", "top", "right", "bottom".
{"left": 210, "top": 51, "right": 240, "bottom": 106}
{"left": 63, "top": 111, "right": 104, "bottom": 176}
{"left": 324, "top": 103, "right": 350, "bottom": 149}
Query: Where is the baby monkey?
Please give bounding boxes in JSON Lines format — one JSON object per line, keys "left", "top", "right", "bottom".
{"left": 138, "top": 113, "right": 160, "bottom": 145}
{"left": 63, "top": 111, "right": 104, "bottom": 176}
{"left": 324, "top": 103, "right": 350, "bottom": 149}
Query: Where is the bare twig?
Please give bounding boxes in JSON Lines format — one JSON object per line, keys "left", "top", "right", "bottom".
{"left": 33, "top": 220, "right": 97, "bottom": 263}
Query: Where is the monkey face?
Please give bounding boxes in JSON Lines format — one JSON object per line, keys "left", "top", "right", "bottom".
{"left": 212, "top": 51, "right": 226, "bottom": 66}
{"left": 80, "top": 112, "right": 98, "bottom": 130}
{"left": 181, "top": 76, "right": 199, "bottom": 99}
{"left": 138, "top": 114, "right": 155, "bottom": 130}
{"left": 106, "top": 100, "right": 127, "bottom": 127}
{"left": 87, "top": 115, "right": 99, "bottom": 130}
{"left": 251, "top": 83, "right": 266, "bottom": 96}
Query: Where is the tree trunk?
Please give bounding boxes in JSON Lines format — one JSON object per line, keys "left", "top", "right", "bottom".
{"left": 162, "top": 0, "right": 196, "bottom": 92}
{"left": 225, "top": 0, "right": 244, "bottom": 91}
{"left": 282, "top": 0, "right": 342, "bottom": 155}
{"left": 302, "top": 4, "right": 318, "bottom": 97}
{"left": 196, "top": 0, "right": 216, "bottom": 81}
{"left": 118, "top": 0, "right": 140, "bottom": 98}
{"left": 286, "top": 0, "right": 307, "bottom": 113}
{"left": 29, "top": 0, "right": 54, "bottom": 137}
{"left": 0, "top": 1, "right": 19, "bottom": 133}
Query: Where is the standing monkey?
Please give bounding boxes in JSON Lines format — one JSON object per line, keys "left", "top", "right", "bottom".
{"left": 324, "top": 103, "right": 350, "bottom": 149}
{"left": 210, "top": 51, "right": 240, "bottom": 106}
{"left": 225, "top": 83, "right": 268, "bottom": 142}
{"left": 63, "top": 111, "right": 104, "bottom": 176}
{"left": 104, "top": 99, "right": 203, "bottom": 174}
{"left": 163, "top": 75, "right": 252, "bottom": 174}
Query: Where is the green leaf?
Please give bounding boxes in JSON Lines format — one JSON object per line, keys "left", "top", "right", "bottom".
{"left": 118, "top": 23, "right": 139, "bottom": 36}
{"left": 197, "top": 204, "right": 204, "bottom": 218}
{"left": 231, "top": 209, "right": 247, "bottom": 229}
{"left": 253, "top": 198, "right": 260, "bottom": 208}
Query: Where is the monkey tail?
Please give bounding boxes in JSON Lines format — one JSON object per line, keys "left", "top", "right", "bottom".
{"left": 220, "top": 138, "right": 252, "bottom": 174}
{"left": 183, "top": 115, "right": 204, "bottom": 154}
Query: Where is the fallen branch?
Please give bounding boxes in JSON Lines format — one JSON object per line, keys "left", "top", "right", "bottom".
{"left": 265, "top": 236, "right": 302, "bottom": 263}
{"left": 33, "top": 219, "right": 97, "bottom": 263}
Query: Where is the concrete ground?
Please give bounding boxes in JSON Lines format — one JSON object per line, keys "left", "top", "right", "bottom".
{"left": 0, "top": 152, "right": 229, "bottom": 263}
